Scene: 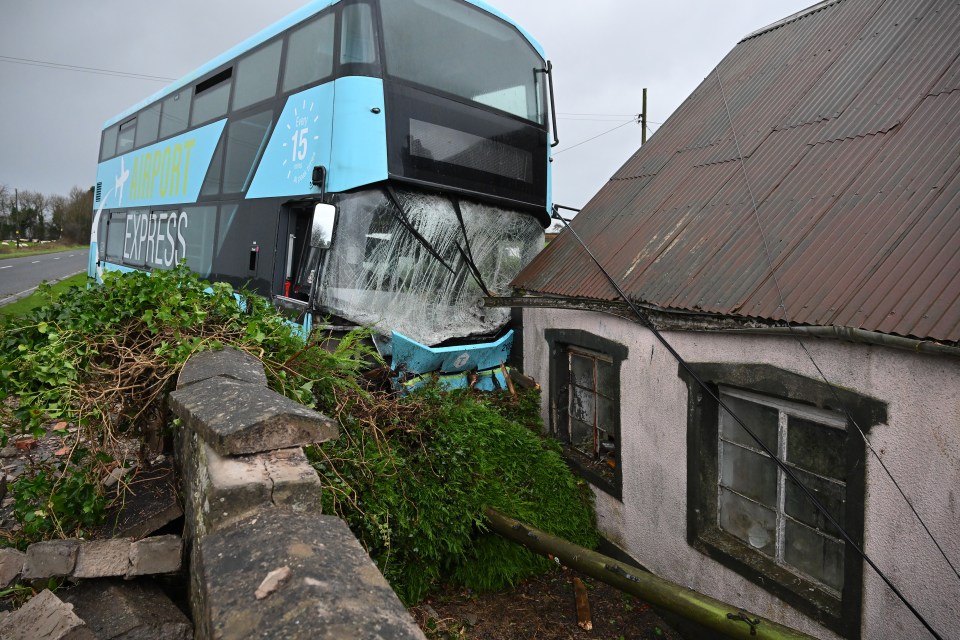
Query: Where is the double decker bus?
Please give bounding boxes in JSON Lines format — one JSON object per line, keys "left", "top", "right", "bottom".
{"left": 90, "top": 0, "right": 555, "bottom": 388}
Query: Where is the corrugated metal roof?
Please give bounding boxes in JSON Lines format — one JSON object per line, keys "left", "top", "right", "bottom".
{"left": 514, "top": 0, "right": 960, "bottom": 343}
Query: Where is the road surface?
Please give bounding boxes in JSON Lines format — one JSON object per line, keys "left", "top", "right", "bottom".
{"left": 0, "top": 248, "right": 88, "bottom": 306}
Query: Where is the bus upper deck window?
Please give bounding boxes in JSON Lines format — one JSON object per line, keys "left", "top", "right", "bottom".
{"left": 192, "top": 69, "right": 233, "bottom": 127}
{"left": 283, "top": 13, "right": 335, "bottom": 93}
{"left": 160, "top": 91, "right": 190, "bottom": 139}
{"left": 100, "top": 125, "right": 119, "bottom": 161}
{"left": 341, "top": 3, "right": 378, "bottom": 66}
{"left": 135, "top": 104, "right": 161, "bottom": 148}
{"left": 116, "top": 119, "right": 136, "bottom": 155}
{"left": 234, "top": 40, "right": 282, "bottom": 111}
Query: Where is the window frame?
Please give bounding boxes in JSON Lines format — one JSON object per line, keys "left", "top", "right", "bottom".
{"left": 679, "top": 362, "right": 887, "bottom": 639}
{"left": 546, "top": 329, "right": 627, "bottom": 500}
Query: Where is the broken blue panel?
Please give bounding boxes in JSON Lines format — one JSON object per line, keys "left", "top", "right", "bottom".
{"left": 398, "top": 366, "right": 510, "bottom": 393}
{"left": 390, "top": 330, "right": 513, "bottom": 375}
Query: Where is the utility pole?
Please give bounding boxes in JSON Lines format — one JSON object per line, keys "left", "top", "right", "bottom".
{"left": 14, "top": 188, "right": 19, "bottom": 248}
{"left": 641, "top": 88, "right": 648, "bottom": 145}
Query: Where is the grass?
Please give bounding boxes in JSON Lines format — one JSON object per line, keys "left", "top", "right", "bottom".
{"left": 0, "top": 242, "right": 88, "bottom": 260}
{"left": 0, "top": 273, "right": 90, "bottom": 317}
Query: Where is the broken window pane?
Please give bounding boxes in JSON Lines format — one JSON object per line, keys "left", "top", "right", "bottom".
{"left": 569, "top": 382, "right": 595, "bottom": 425}
{"left": 719, "top": 488, "right": 776, "bottom": 556}
{"left": 570, "top": 352, "right": 596, "bottom": 389}
{"left": 720, "top": 441, "right": 778, "bottom": 508}
{"left": 569, "top": 416, "right": 594, "bottom": 456}
{"left": 318, "top": 189, "right": 543, "bottom": 345}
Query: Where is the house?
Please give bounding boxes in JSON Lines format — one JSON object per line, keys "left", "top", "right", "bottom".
{"left": 504, "top": 0, "right": 960, "bottom": 638}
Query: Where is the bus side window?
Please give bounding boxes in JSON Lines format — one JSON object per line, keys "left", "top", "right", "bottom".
{"left": 192, "top": 69, "right": 233, "bottom": 127}
{"left": 234, "top": 40, "right": 282, "bottom": 111}
{"left": 100, "top": 125, "right": 119, "bottom": 161}
{"left": 117, "top": 118, "right": 136, "bottom": 155}
{"left": 341, "top": 3, "right": 378, "bottom": 66}
{"left": 104, "top": 212, "right": 127, "bottom": 263}
{"left": 223, "top": 110, "right": 274, "bottom": 194}
{"left": 160, "top": 91, "right": 190, "bottom": 139}
{"left": 135, "top": 104, "right": 161, "bottom": 148}
{"left": 283, "top": 13, "right": 335, "bottom": 93}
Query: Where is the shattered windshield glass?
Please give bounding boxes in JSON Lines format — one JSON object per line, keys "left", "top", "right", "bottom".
{"left": 318, "top": 189, "right": 544, "bottom": 345}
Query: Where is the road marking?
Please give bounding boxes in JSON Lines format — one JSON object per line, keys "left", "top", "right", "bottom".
{"left": 0, "top": 270, "right": 85, "bottom": 308}
{"left": 31, "top": 260, "right": 41, "bottom": 264}
{"left": 0, "top": 265, "right": 11, "bottom": 269}
{"left": 54, "top": 257, "right": 61, "bottom": 260}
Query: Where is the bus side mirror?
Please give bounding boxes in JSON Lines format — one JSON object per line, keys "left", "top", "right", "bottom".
{"left": 311, "top": 204, "right": 336, "bottom": 249}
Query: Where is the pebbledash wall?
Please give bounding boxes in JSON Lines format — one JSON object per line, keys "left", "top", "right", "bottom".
{"left": 521, "top": 307, "right": 960, "bottom": 640}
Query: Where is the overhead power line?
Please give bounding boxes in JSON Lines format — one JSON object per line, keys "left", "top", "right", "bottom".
{"left": 0, "top": 55, "right": 175, "bottom": 83}
{"left": 552, "top": 117, "right": 639, "bottom": 156}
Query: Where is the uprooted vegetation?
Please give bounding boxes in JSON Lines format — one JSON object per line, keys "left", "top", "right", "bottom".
{"left": 0, "top": 266, "right": 596, "bottom": 602}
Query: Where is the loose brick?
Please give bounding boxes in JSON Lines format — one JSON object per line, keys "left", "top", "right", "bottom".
{"left": 73, "top": 538, "right": 133, "bottom": 578}
{"left": 128, "top": 535, "right": 182, "bottom": 577}
{"left": 22, "top": 539, "right": 80, "bottom": 580}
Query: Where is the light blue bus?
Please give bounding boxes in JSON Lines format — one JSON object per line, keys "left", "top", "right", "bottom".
{"left": 90, "top": 0, "right": 555, "bottom": 388}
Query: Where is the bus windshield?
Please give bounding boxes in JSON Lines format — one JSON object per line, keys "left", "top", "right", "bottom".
{"left": 380, "top": 0, "right": 546, "bottom": 124}
{"left": 318, "top": 188, "right": 544, "bottom": 345}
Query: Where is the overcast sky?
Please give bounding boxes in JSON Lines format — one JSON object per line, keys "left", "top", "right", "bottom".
{"left": 0, "top": 0, "right": 813, "bottom": 210}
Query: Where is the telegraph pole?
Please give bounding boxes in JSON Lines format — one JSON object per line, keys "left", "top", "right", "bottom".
{"left": 641, "top": 88, "right": 648, "bottom": 145}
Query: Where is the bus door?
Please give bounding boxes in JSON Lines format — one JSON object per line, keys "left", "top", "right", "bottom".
{"left": 280, "top": 201, "right": 336, "bottom": 306}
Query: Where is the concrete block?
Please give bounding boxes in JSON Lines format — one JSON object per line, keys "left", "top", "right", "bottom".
{"left": 193, "top": 507, "right": 425, "bottom": 640}
{"left": 73, "top": 538, "right": 133, "bottom": 578}
{"left": 128, "top": 535, "right": 182, "bottom": 576}
{"left": 177, "top": 347, "right": 268, "bottom": 390}
{"left": 182, "top": 437, "right": 322, "bottom": 535}
{"left": 261, "top": 448, "right": 324, "bottom": 514}
{"left": 169, "top": 377, "right": 338, "bottom": 455}
{"left": 0, "top": 589, "right": 96, "bottom": 640}
{"left": 0, "top": 547, "right": 25, "bottom": 587}
{"left": 22, "top": 539, "right": 81, "bottom": 580}
{"left": 62, "top": 578, "right": 192, "bottom": 640}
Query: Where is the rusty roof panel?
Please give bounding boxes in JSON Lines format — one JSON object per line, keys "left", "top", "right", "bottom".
{"left": 929, "top": 46, "right": 960, "bottom": 95}
{"left": 513, "top": 0, "right": 960, "bottom": 343}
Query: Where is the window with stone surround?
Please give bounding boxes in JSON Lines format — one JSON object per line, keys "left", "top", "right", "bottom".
{"left": 546, "top": 329, "right": 627, "bottom": 499}
{"left": 680, "top": 362, "right": 886, "bottom": 639}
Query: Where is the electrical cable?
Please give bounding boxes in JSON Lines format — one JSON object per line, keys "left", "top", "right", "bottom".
{"left": 712, "top": 66, "right": 960, "bottom": 590}
{"left": 552, "top": 118, "right": 638, "bottom": 156}
{"left": 551, "top": 204, "right": 943, "bottom": 640}
{"left": 0, "top": 55, "right": 175, "bottom": 82}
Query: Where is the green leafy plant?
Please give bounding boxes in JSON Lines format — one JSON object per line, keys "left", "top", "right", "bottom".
{"left": 306, "top": 383, "right": 598, "bottom": 604}
{"left": 1, "top": 265, "right": 599, "bottom": 610}
{"left": 0, "top": 266, "right": 308, "bottom": 545}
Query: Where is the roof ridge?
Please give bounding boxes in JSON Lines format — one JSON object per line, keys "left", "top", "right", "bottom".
{"left": 739, "top": 0, "right": 844, "bottom": 42}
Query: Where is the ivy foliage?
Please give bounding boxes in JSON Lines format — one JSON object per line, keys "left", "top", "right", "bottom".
{"left": 0, "top": 266, "right": 310, "bottom": 543}
{"left": 1, "top": 267, "right": 598, "bottom": 605}
{"left": 308, "top": 383, "right": 598, "bottom": 605}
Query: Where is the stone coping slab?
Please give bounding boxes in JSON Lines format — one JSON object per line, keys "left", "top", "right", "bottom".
{"left": 169, "top": 376, "right": 338, "bottom": 455}
{"left": 177, "top": 347, "right": 268, "bottom": 390}
{"left": 194, "top": 507, "right": 426, "bottom": 640}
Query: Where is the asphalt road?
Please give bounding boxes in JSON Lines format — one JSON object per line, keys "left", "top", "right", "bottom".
{"left": 0, "top": 248, "right": 89, "bottom": 305}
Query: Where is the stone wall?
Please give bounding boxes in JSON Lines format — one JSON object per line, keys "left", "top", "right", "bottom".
{"left": 170, "top": 347, "right": 425, "bottom": 640}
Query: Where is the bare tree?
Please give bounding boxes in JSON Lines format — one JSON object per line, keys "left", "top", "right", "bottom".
{"left": 57, "top": 186, "right": 94, "bottom": 245}
{"left": 0, "top": 184, "right": 9, "bottom": 239}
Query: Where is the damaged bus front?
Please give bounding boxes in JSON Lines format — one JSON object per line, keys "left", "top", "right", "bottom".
{"left": 292, "top": 189, "right": 545, "bottom": 389}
